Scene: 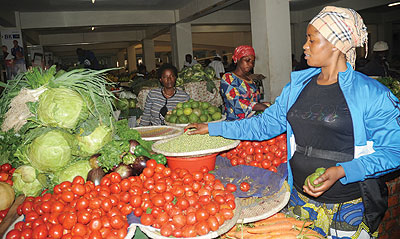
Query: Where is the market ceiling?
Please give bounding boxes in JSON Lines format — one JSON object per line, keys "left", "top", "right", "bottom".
{"left": 0, "top": 0, "right": 397, "bottom": 58}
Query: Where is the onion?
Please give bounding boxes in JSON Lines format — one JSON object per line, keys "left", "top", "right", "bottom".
{"left": 129, "top": 140, "right": 140, "bottom": 154}
{"left": 86, "top": 168, "right": 106, "bottom": 186}
{"left": 0, "top": 182, "right": 15, "bottom": 210}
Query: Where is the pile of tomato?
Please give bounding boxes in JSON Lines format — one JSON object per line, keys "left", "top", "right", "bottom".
{"left": 0, "top": 163, "right": 15, "bottom": 224}
{"left": 6, "top": 160, "right": 236, "bottom": 238}
{"left": 139, "top": 160, "right": 236, "bottom": 237}
{"left": 220, "top": 133, "right": 287, "bottom": 172}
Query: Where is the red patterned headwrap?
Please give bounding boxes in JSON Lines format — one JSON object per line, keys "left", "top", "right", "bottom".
{"left": 232, "top": 45, "right": 255, "bottom": 63}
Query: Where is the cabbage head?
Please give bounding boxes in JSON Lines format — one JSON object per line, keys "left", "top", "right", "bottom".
{"left": 28, "top": 129, "right": 77, "bottom": 173}
{"left": 56, "top": 160, "right": 91, "bottom": 184}
{"left": 37, "top": 87, "right": 89, "bottom": 129}
{"left": 12, "top": 165, "right": 43, "bottom": 197}
{"left": 77, "top": 125, "right": 112, "bottom": 156}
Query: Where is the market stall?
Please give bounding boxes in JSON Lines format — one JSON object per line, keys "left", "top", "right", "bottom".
{"left": 0, "top": 66, "right": 322, "bottom": 239}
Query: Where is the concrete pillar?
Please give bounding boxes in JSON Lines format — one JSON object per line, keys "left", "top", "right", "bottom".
{"left": 117, "top": 50, "right": 126, "bottom": 74}
{"left": 127, "top": 45, "right": 137, "bottom": 73}
{"left": 170, "top": 23, "right": 193, "bottom": 70}
{"left": 111, "top": 55, "right": 117, "bottom": 68}
{"left": 142, "top": 39, "right": 156, "bottom": 71}
{"left": 160, "top": 53, "right": 169, "bottom": 65}
{"left": 250, "top": 0, "right": 291, "bottom": 102}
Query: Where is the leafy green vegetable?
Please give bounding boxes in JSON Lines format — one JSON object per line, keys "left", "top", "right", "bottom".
{"left": 76, "top": 124, "right": 113, "bottom": 156}
{"left": 97, "top": 140, "right": 130, "bottom": 171}
{"left": 27, "top": 129, "right": 78, "bottom": 173}
{"left": 37, "top": 87, "right": 89, "bottom": 129}
{"left": 12, "top": 165, "right": 44, "bottom": 197}
{"left": 55, "top": 160, "right": 91, "bottom": 183}
{"left": 114, "top": 119, "right": 153, "bottom": 151}
{"left": 0, "top": 131, "right": 23, "bottom": 168}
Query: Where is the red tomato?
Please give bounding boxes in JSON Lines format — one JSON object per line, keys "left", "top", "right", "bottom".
{"left": 1, "top": 163, "right": 12, "bottom": 172}
{"left": 220, "top": 208, "right": 234, "bottom": 220}
{"left": 195, "top": 208, "right": 209, "bottom": 222}
{"left": 89, "top": 218, "right": 102, "bottom": 231}
{"left": 32, "top": 224, "right": 48, "bottom": 239}
{"left": 182, "top": 225, "right": 197, "bottom": 237}
{"left": 6, "top": 229, "right": 21, "bottom": 239}
{"left": 162, "top": 167, "right": 172, "bottom": 177}
{"left": 192, "top": 171, "right": 203, "bottom": 181}
{"left": 0, "top": 172, "right": 9, "bottom": 181}
{"left": 146, "top": 159, "right": 157, "bottom": 169}
{"left": 20, "top": 228, "right": 33, "bottom": 239}
{"left": 269, "top": 144, "right": 278, "bottom": 153}
{"left": 172, "top": 214, "right": 186, "bottom": 228}
{"left": 195, "top": 221, "right": 210, "bottom": 236}
{"left": 230, "top": 158, "right": 238, "bottom": 166}
{"left": 160, "top": 224, "right": 174, "bottom": 237}
{"left": 110, "top": 215, "right": 124, "bottom": 229}
{"left": 269, "top": 166, "right": 278, "bottom": 173}
{"left": 265, "top": 153, "right": 274, "bottom": 161}
{"left": 71, "top": 223, "right": 87, "bottom": 236}
{"left": 240, "top": 182, "right": 250, "bottom": 192}
{"left": 207, "top": 215, "right": 219, "bottom": 231}
{"left": 261, "top": 160, "right": 272, "bottom": 169}
{"left": 263, "top": 145, "right": 270, "bottom": 153}
{"left": 267, "top": 138, "right": 276, "bottom": 145}
{"left": 72, "top": 176, "right": 85, "bottom": 185}
{"left": 277, "top": 134, "right": 286, "bottom": 141}
{"left": 254, "top": 153, "right": 264, "bottom": 162}
{"left": 245, "top": 146, "right": 254, "bottom": 155}
{"left": 72, "top": 184, "right": 86, "bottom": 196}
{"left": 275, "top": 150, "right": 283, "bottom": 158}
{"left": 140, "top": 214, "right": 154, "bottom": 226}
{"left": 142, "top": 168, "right": 154, "bottom": 178}
{"left": 225, "top": 183, "right": 237, "bottom": 192}
{"left": 200, "top": 166, "right": 209, "bottom": 174}
{"left": 272, "top": 158, "right": 281, "bottom": 167}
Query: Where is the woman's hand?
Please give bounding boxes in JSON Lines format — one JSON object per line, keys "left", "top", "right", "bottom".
{"left": 184, "top": 123, "right": 209, "bottom": 135}
{"left": 303, "top": 166, "right": 345, "bottom": 197}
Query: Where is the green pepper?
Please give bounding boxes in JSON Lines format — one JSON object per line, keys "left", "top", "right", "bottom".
{"left": 151, "top": 154, "right": 167, "bottom": 165}
{"left": 134, "top": 145, "right": 151, "bottom": 158}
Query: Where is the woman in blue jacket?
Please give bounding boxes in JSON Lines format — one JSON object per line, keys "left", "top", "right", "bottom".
{"left": 186, "top": 6, "right": 400, "bottom": 239}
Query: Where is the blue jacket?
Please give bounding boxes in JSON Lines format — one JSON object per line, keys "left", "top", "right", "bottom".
{"left": 209, "top": 63, "right": 400, "bottom": 190}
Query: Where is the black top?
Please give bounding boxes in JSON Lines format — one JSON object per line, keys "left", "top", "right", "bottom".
{"left": 287, "top": 75, "right": 361, "bottom": 203}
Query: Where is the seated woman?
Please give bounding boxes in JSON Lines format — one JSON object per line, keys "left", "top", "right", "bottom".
{"left": 220, "top": 45, "right": 268, "bottom": 120}
{"left": 139, "top": 64, "right": 190, "bottom": 126}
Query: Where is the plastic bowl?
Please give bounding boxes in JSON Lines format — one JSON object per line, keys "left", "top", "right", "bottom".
{"left": 166, "top": 153, "right": 218, "bottom": 173}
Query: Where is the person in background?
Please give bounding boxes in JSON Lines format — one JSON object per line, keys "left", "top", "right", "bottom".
{"left": 134, "top": 64, "right": 148, "bottom": 82}
{"left": 140, "top": 63, "right": 190, "bottom": 126}
{"left": 76, "top": 48, "right": 100, "bottom": 70}
{"left": 183, "top": 54, "right": 198, "bottom": 68}
{"left": 359, "top": 41, "right": 390, "bottom": 77}
{"left": 220, "top": 45, "right": 268, "bottom": 121}
{"left": 222, "top": 55, "right": 229, "bottom": 71}
{"left": 186, "top": 6, "right": 400, "bottom": 238}
{"left": 11, "top": 40, "right": 26, "bottom": 74}
{"left": 2, "top": 45, "right": 13, "bottom": 81}
{"left": 208, "top": 54, "right": 225, "bottom": 78}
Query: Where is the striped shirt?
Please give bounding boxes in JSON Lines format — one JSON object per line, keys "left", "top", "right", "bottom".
{"left": 139, "top": 88, "right": 190, "bottom": 126}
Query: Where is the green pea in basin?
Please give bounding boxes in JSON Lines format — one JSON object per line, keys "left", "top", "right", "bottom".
{"left": 304, "top": 167, "right": 326, "bottom": 187}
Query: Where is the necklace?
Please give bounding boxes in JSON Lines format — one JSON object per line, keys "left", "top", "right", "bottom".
{"left": 162, "top": 88, "right": 176, "bottom": 98}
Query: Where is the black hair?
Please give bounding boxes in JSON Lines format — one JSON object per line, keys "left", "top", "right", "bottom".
{"left": 158, "top": 63, "right": 178, "bottom": 79}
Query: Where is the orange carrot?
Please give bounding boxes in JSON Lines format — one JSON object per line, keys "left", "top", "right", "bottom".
{"left": 291, "top": 220, "right": 313, "bottom": 228}
{"left": 253, "top": 213, "right": 287, "bottom": 225}
{"left": 247, "top": 221, "right": 294, "bottom": 234}
{"left": 254, "top": 217, "right": 298, "bottom": 226}
{"left": 232, "top": 230, "right": 254, "bottom": 238}
{"left": 270, "top": 233, "right": 298, "bottom": 239}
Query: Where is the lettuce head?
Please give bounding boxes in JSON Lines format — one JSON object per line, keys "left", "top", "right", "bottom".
{"left": 12, "top": 165, "right": 43, "bottom": 197}
{"left": 76, "top": 124, "right": 112, "bottom": 156}
{"left": 37, "top": 87, "right": 89, "bottom": 129}
{"left": 28, "top": 129, "right": 77, "bottom": 173}
{"left": 56, "top": 160, "right": 91, "bottom": 184}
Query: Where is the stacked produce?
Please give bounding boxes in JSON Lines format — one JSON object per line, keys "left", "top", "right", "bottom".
{"left": 165, "top": 99, "right": 222, "bottom": 124}
{"left": 176, "top": 64, "right": 217, "bottom": 93}
{"left": 6, "top": 161, "right": 236, "bottom": 238}
{"left": 0, "top": 66, "right": 152, "bottom": 198}
{"left": 0, "top": 163, "right": 15, "bottom": 223}
{"left": 222, "top": 212, "right": 324, "bottom": 239}
{"left": 220, "top": 134, "right": 287, "bottom": 173}
{"left": 377, "top": 77, "right": 400, "bottom": 99}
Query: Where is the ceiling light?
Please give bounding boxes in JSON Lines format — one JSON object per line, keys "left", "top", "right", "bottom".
{"left": 91, "top": 0, "right": 95, "bottom": 4}
{"left": 91, "top": 27, "right": 95, "bottom": 31}
{"left": 388, "top": 2, "right": 400, "bottom": 7}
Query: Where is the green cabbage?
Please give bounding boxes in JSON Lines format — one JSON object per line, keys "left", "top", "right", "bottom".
{"left": 12, "top": 165, "right": 43, "bottom": 197}
{"left": 37, "top": 87, "right": 89, "bottom": 129}
{"left": 28, "top": 129, "right": 77, "bottom": 173}
{"left": 77, "top": 124, "right": 112, "bottom": 156}
{"left": 56, "top": 160, "right": 91, "bottom": 183}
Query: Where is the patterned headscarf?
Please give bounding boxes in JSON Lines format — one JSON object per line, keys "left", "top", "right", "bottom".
{"left": 310, "top": 6, "right": 368, "bottom": 68}
{"left": 232, "top": 45, "right": 255, "bottom": 63}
